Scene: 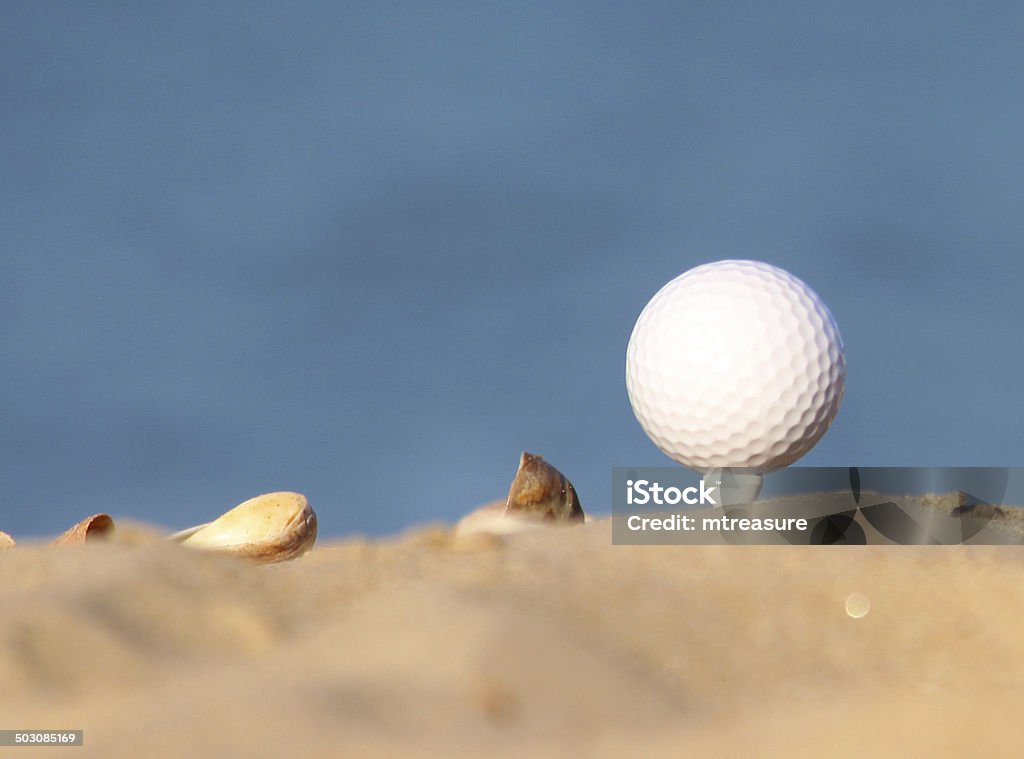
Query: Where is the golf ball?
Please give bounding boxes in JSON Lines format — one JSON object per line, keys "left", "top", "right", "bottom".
{"left": 626, "top": 260, "right": 845, "bottom": 474}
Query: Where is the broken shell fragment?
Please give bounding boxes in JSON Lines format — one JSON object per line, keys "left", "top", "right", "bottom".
{"left": 170, "top": 492, "right": 317, "bottom": 563}
{"left": 505, "top": 452, "right": 584, "bottom": 523}
{"left": 455, "top": 500, "right": 547, "bottom": 537}
{"left": 0, "top": 531, "right": 14, "bottom": 550}
{"left": 51, "top": 514, "right": 115, "bottom": 545}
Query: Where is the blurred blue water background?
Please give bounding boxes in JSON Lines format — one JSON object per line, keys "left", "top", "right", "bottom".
{"left": 3, "top": 3, "right": 1023, "bottom": 538}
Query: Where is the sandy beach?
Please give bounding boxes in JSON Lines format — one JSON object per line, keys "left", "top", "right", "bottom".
{"left": 3, "top": 510, "right": 1024, "bottom": 757}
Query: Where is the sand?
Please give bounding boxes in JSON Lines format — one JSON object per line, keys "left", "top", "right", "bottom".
{"left": 3, "top": 511, "right": 1024, "bottom": 757}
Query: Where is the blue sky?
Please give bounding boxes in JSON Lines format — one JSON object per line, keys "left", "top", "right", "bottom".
{"left": 2, "top": 3, "right": 1023, "bottom": 537}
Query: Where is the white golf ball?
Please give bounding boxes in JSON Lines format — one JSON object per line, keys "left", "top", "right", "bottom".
{"left": 626, "top": 260, "right": 845, "bottom": 474}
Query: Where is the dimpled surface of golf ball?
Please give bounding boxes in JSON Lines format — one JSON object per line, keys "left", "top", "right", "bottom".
{"left": 626, "top": 260, "right": 845, "bottom": 473}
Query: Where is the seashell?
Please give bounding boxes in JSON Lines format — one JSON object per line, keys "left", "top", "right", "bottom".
{"left": 455, "top": 500, "right": 547, "bottom": 537}
{"left": 504, "top": 452, "right": 585, "bottom": 523}
{"left": 51, "top": 514, "right": 115, "bottom": 545}
{"left": 169, "top": 491, "right": 317, "bottom": 563}
{"left": 0, "top": 531, "right": 15, "bottom": 550}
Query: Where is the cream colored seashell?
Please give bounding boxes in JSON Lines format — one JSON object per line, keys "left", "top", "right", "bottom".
{"left": 454, "top": 500, "right": 549, "bottom": 537}
{"left": 0, "top": 531, "right": 15, "bottom": 550}
{"left": 169, "top": 492, "right": 317, "bottom": 563}
{"left": 51, "top": 514, "right": 115, "bottom": 545}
